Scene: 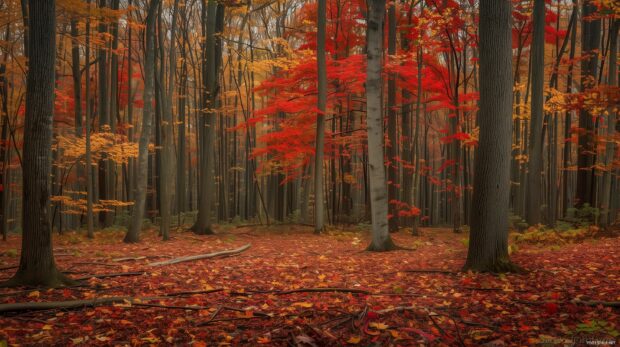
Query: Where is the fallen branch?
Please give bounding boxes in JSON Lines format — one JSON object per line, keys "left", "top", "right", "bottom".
{"left": 516, "top": 299, "right": 620, "bottom": 308}
{"left": 571, "top": 300, "right": 620, "bottom": 308}
{"left": 132, "top": 302, "right": 208, "bottom": 311}
{"left": 0, "top": 265, "right": 17, "bottom": 271}
{"left": 0, "top": 296, "right": 131, "bottom": 314}
{"left": 72, "top": 262, "right": 120, "bottom": 268}
{"left": 271, "top": 287, "right": 370, "bottom": 295}
{"left": 148, "top": 244, "right": 251, "bottom": 266}
{"left": 74, "top": 271, "right": 144, "bottom": 281}
{"left": 164, "top": 288, "right": 224, "bottom": 297}
{"left": 403, "top": 269, "right": 456, "bottom": 274}
{"left": 112, "top": 256, "right": 146, "bottom": 262}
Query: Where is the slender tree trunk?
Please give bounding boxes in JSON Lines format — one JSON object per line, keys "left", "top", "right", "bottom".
{"left": 159, "top": 0, "right": 180, "bottom": 240}
{"left": 464, "top": 0, "right": 518, "bottom": 273}
{"left": 3, "top": 0, "right": 74, "bottom": 287}
{"left": 85, "top": 1, "right": 95, "bottom": 239}
{"left": 387, "top": 1, "right": 399, "bottom": 233}
{"left": 525, "top": 0, "right": 545, "bottom": 225}
{"left": 124, "top": 0, "right": 159, "bottom": 243}
{"left": 365, "top": 0, "right": 396, "bottom": 252}
{"left": 314, "top": 0, "right": 327, "bottom": 234}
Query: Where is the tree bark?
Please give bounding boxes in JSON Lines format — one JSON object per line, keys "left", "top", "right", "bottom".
{"left": 387, "top": 1, "right": 399, "bottom": 233}
{"left": 3, "top": 0, "right": 73, "bottom": 287}
{"left": 576, "top": 1, "right": 602, "bottom": 207}
{"left": 463, "top": 0, "right": 518, "bottom": 273}
{"left": 525, "top": 0, "right": 545, "bottom": 225}
{"left": 193, "top": 0, "right": 223, "bottom": 234}
{"left": 159, "top": 0, "right": 180, "bottom": 240}
{"left": 365, "top": 0, "right": 396, "bottom": 252}
{"left": 600, "top": 20, "right": 618, "bottom": 226}
{"left": 314, "top": 0, "right": 327, "bottom": 234}
{"left": 124, "top": 0, "right": 159, "bottom": 243}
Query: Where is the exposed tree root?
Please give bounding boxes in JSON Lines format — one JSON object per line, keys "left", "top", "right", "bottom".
{"left": 1, "top": 269, "right": 77, "bottom": 289}
{"left": 462, "top": 258, "right": 525, "bottom": 274}
{"left": 365, "top": 238, "right": 399, "bottom": 252}
{"left": 190, "top": 223, "right": 215, "bottom": 235}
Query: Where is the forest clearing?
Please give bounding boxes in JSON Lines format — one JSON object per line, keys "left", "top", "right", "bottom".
{"left": 0, "top": 226, "right": 619, "bottom": 345}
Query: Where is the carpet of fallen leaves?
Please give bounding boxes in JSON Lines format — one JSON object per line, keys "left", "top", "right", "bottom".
{"left": 0, "top": 225, "right": 619, "bottom": 346}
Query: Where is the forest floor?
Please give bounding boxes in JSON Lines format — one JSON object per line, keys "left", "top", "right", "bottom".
{"left": 0, "top": 225, "right": 618, "bottom": 346}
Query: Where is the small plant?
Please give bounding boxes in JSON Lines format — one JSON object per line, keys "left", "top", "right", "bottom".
{"left": 564, "top": 203, "right": 599, "bottom": 228}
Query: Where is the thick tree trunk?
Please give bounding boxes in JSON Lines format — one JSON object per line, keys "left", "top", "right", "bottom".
{"left": 576, "top": 1, "right": 601, "bottom": 207}
{"left": 3, "top": 0, "right": 73, "bottom": 287}
{"left": 124, "top": 0, "right": 158, "bottom": 243}
{"left": 365, "top": 0, "right": 396, "bottom": 252}
{"left": 525, "top": 0, "right": 545, "bottom": 225}
{"left": 193, "top": 0, "right": 223, "bottom": 234}
{"left": 314, "top": 0, "right": 326, "bottom": 234}
{"left": 600, "top": 20, "right": 618, "bottom": 226}
{"left": 463, "top": 0, "right": 518, "bottom": 273}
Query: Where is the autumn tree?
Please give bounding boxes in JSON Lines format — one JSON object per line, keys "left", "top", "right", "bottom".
{"left": 3, "top": 0, "right": 74, "bottom": 287}
{"left": 463, "top": 0, "right": 518, "bottom": 272}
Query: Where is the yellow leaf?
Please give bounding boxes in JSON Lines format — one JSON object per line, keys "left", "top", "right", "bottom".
{"left": 293, "top": 302, "right": 313, "bottom": 308}
{"left": 42, "top": 325, "right": 53, "bottom": 330}
{"left": 28, "top": 291, "right": 40, "bottom": 298}
{"left": 347, "top": 336, "right": 361, "bottom": 344}
{"left": 369, "top": 322, "right": 389, "bottom": 330}
{"left": 389, "top": 330, "right": 400, "bottom": 338}
{"left": 318, "top": 274, "right": 326, "bottom": 281}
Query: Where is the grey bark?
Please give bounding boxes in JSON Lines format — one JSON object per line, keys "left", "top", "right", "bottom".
{"left": 365, "top": 0, "right": 396, "bottom": 251}
{"left": 525, "top": 0, "right": 545, "bottom": 225}
{"left": 463, "top": 0, "right": 518, "bottom": 272}
{"left": 124, "top": 0, "right": 159, "bottom": 243}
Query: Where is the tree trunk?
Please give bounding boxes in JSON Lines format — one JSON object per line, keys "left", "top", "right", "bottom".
{"left": 600, "top": 20, "right": 618, "bottom": 226}
{"left": 463, "top": 0, "right": 518, "bottom": 273}
{"left": 124, "top": 0, "right": 159, "bottom": 243}
{"left": 525, "top": 0, "right": 545, "bottom": 225}
{"left": 159, "top": 0, "right": 180, "bottom": 240}
{"left": 85, "top": 1, "right": 95, "bottom": 239}
{"left": 365, "top": 0, "right": 396, "bottom": 252}
{"left": 576, "top": 1, "right": 602, "bottom": 207}
{"left": 193, "top": 0, "right": 223, "bottom": 234}
{"left": 387, "top": 1, "right": 398, "bottom": 233}
{"left": 3, "top": 0, "right": 73, "bottom": 287}
{"left": 314, "top": 0, "right": 327, "bottom": 234}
